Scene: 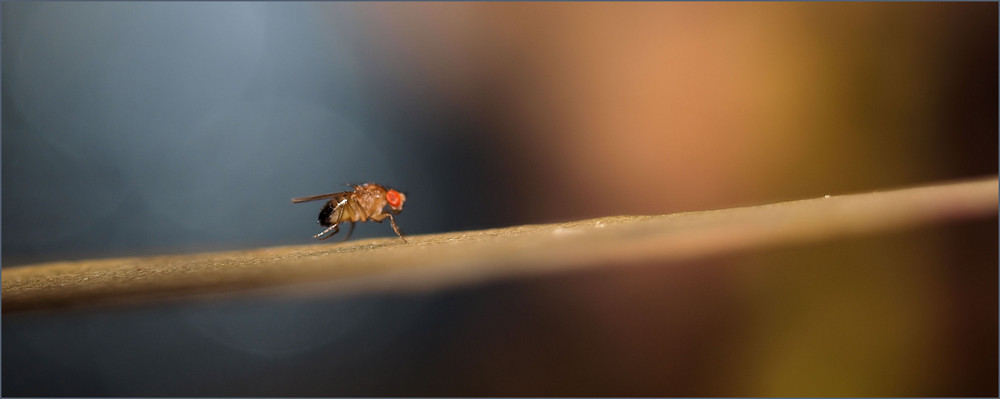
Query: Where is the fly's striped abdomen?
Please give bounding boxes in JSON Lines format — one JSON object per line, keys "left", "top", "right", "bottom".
{"left": 318, "top": 199, "right": 340, "bottom": 226}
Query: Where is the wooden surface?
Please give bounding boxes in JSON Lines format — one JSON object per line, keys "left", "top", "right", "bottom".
{"left": 3, "top": 176, "right": 997, "bottom": 313}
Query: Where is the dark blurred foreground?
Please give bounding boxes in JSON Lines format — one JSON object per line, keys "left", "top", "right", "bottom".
{"left": 4, "top": 217, "right": 996, "bottom": 396}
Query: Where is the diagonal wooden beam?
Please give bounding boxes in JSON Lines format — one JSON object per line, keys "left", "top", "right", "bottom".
{"left": 3, "top": 176, "right": 996, "bottom": 314}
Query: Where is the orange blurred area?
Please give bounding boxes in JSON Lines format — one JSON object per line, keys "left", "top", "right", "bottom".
{"left": 341, "top": 3, "right": 997, "bottom": 395}
{"left": 353, "top": 2, "right": 995, "bottom": 221}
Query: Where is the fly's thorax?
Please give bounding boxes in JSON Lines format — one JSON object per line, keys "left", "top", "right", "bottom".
{"left": 353, "top": 184, "right": 390, "bottom": 215}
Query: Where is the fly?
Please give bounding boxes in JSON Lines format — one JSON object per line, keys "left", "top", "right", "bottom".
{"left": 292, "top": 182, "right": 407, "bottom": 242}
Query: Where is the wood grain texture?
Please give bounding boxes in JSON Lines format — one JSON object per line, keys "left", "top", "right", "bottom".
{"left": 3, "top": 176, "right": 996, "bottom": 313}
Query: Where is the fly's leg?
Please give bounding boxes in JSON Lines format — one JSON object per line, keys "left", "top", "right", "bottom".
{"left": 387, "top": 214, "right": 406, "bottom": 242}
{"left": 338, "top": 198, "right": 365, "bottom": 242}
{"left": 371, "top": 212, "right": 406, "bottom": 242}
{"left": 315, "top": 224, "right": 339, "bottom": 240}
{"left": 341, "top": 222, "right": 356, "bottom": 242}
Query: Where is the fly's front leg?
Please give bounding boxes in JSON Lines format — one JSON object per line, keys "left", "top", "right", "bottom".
{"left": 387, "top": 214, "right": 406, "bottom": 242}
{"left": 371, "top": 212, "right": 406, "bottom": 242}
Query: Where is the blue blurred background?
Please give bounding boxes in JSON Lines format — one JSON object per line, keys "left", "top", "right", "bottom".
{"left": 3, "top": 2, "right": 996, "bottom": 396}
{"left": 3, "top": 2, "right": 519, "bottom": 266}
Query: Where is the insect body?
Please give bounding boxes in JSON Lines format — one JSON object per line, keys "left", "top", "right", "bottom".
{"left": 292, "top": 183, "right": 407, "bottom": 242}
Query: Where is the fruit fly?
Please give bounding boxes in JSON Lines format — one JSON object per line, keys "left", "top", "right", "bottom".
{"left": 292, "top": 183, "right": 407, "bottom": 242}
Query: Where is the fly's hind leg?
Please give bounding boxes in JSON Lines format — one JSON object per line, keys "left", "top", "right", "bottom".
{"left": 315, "top": 224, "right": 340, "bottom": 240}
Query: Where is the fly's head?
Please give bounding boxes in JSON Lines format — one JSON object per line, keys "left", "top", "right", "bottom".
{"left": 386, "top": 189, "right": 406, "bottom": 213}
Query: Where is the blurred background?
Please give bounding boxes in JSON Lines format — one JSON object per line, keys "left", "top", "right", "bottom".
{"left": 2, "top": 2, "right": 996, "bottom": 396}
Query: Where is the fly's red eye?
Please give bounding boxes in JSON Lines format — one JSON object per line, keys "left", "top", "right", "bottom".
{"left": 386, "top": 189, "right": 402, "bottom": 208}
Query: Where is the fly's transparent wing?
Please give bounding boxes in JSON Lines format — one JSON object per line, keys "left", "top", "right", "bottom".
{"left": 291, "top": 191, "right": 351, "bottom": 203}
